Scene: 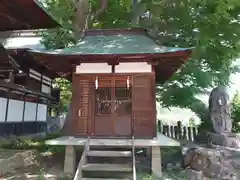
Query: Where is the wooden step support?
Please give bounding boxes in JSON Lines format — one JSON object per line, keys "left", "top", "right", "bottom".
{"left": 82, "top": 163, "right": 132, "bottom": 172}
{"left": 87, "top": 150, "right": 132, "bottom": 157}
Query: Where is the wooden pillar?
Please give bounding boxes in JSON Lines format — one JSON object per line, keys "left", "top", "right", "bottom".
{"left": 64, "top": 145, "right": 76, "bottom": 174}
{"left": 22, "top": 93, "right": 26, "bottom": 122}
{"left": 4, "top": 88, "right": 10, "bottom": 122}
{"left": 9, "top": 71, "right": 15, "bottom": 83}
{"left": 151, "top": 146, "right": 162, "bottom": 179}
{"left": 35, "top": 96, "right": 39, "bottom": 121}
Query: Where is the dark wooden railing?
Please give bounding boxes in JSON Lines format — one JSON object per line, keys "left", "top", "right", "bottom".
{"left": 157, "top": 120, "right": 199, "bottom": 141}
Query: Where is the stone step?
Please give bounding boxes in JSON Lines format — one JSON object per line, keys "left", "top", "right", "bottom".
{"left": 82, "top": 163, "right": 132, "bottom": 172}
{"left": 87, "top": 151, "right": 132, "bottom": 157}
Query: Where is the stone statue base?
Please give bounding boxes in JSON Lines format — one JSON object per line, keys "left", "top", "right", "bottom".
{"left": 183, "top": 132, "right": 240, "bottom": 180}
{"left": 184, "top": 145, "right": 238, "bottom": 180}
{"left": 208, "top": 132, "right": 240, "bottom": 148}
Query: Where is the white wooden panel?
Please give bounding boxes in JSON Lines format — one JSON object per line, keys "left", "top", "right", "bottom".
{"left": 30, "top": 69, "right": 41, "bottom": 77}
{"left": 29, "top": 73, "right": 41, "bottom": 81}
{"left": 42, "top": 79, "right": 51, "bottom": 86}
{"left": 115, "top": 62, "right": 152, "bottom": 73}
{"left": 76, "top": 63, "right": 112, "bottom": 73}
{"left": 7, "top": 99, "right": 24, "bottom": 122}
{"left": 37, "top": 104, "right": 47, "bottom": 121}
{"left": 42, "top": 75, "right": 52, "bottom": 86}
{"left": 24, "top": 102, "right": 37, "bottom": 121}
{"left": 42, "top": 75, "right": 52, "bottom": 82}
{"left": 41, "top": 84, "right": 51, "bottom": 94}
{"left": 0, "top": 98, "right": 7, "bottom": 122}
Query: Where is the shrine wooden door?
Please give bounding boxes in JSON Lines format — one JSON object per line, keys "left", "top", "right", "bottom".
{"left": 94, "top": 76, "right": 132, "bottom": 137}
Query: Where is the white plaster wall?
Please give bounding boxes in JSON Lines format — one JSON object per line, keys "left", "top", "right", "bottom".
{"left": 0, "top": 98, "right": 7, "bottom": 122}
{"left": 37, "top": 104, "right": 47, "bottom": 121}
{"left": 7, "top": 99, "right": 24, "bottom": 122}
{"left": 115, "top": 62, "right": 152, "bottom": 73}
{"left": 76, "top": 63, "right": 112, "bottom": 73}
{"left": 42, "top": 84, "right": 51, "bottom": 94}
{"left": 24, "top": 102, "right": 37, "bottom": 121}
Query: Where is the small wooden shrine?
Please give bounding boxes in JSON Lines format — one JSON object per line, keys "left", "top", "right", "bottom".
{"left": 0, "top": 0, "right": 60, "bottom": 136}
{"left": 25, "top": 28, "right": 192, "bottom": 139}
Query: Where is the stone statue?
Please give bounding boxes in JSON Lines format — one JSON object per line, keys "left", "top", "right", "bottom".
{"left": 183, "top": 86, "right": 240, "bottom": 180}
{"left": 209, "top": 86, "right": 232, "bottom": 134}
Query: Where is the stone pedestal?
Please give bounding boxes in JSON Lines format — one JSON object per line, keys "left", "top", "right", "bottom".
{"left": 151, "top": 146, "right": 162, "bottom": 179}
{"left": 64, "top": 145, "right": 76, "bottom": 174}
{"left": 209, "top": 132, "right": 240, "bottom": 148}
{"left": 186, "top": 169, "right": 203, "bottom": 180}
{"left": 184, "top": 144, "right": 238, "bottom": 180}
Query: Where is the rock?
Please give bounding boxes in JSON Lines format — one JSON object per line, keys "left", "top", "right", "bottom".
{"left": 186, "top": 169, "right": 203, "bottom": 180}
{"left": 184, "top": 147, "right": 237, "bottom": 180}
{"left": 0, "top": 150, "right": 39, "bottom": 175}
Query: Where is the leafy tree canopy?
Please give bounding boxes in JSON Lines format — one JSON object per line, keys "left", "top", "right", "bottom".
{"left": 39, "top": 0, "right": 240, "bottom": 118}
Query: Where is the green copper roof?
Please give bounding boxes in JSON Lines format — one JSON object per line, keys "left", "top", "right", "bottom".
{"left": 30, "top": 34, "right": 191, "bottom": 55}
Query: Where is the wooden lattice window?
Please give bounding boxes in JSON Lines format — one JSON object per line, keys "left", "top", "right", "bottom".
{"left": 95, "top": 87, "right": 112, "bottom": 115}
{"left": 95, "top": 77, "right": 132, "bottom": 115}
{"left": 115, "top": 87, "right": 132, "bottom": 114}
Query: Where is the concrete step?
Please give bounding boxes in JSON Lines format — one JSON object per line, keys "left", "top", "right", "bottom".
{"left": 87, "top": 151, "right": 132, "bottom": 157}
{"left": 82, "top": 163, "right": 133, "bottom": 172}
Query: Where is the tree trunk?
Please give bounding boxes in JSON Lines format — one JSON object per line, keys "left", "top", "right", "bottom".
{"left": 73, "top": 0, "right": 108, "bottom": 40}
{"left": 73, "top": 0, "right": 89, "bottom": 40}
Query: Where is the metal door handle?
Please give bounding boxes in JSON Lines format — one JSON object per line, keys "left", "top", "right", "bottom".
{"left": 78, "top": 109, "right": 82, "bottom": 116}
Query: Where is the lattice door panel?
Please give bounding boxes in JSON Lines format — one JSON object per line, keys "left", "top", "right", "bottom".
{"left": 115, "top": 78, "right": 132, "bottom": 115}
{"left": 72, "top": 75, "right": 95, "bottom": 136}
{"left": 132, "top": 74, "right": 155, "bottom": 138}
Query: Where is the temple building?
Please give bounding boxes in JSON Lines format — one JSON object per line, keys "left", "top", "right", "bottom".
{"left": 0, "top": 1, "right": 193, "bottom": 178}
{"left": 0, "top": 0, "right": 60, "bottom": 136}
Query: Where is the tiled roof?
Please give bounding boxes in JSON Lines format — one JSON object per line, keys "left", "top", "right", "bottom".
{"left": 30, "top": 34, "right": 191, "bottom": 55}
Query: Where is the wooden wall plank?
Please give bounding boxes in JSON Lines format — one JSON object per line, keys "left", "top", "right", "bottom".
{"left": 70, "top": 74, "right": 95, "bottom": 136}
{"left": 132, "top": 73, "right": 155, "bottom": 138}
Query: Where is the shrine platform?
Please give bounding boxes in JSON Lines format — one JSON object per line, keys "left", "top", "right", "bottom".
{"left": 45, "top": 132, "right": 180, "bottom": 147}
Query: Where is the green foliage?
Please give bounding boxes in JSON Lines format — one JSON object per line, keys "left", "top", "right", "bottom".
{"left": 231, "top": 92, "right": 240, "bottom": 132}
{"left": 37, "top": 169, "right": 45, "bottom": 180}
{"left": 38, "top": 0, "right": 240, "bottom": 117}
{"left": 141, "top": 0, "right": 240, "bottom": 108}
{"left": 38, "top": 0, "right": 132, "bottom": 49}
{"left": 53, "top": 78, "right": 72, "bottom": 111}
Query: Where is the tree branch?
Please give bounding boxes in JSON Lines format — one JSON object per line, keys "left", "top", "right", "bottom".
{"left": 94, "top": 0, "right": 108, "bottom": 19}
